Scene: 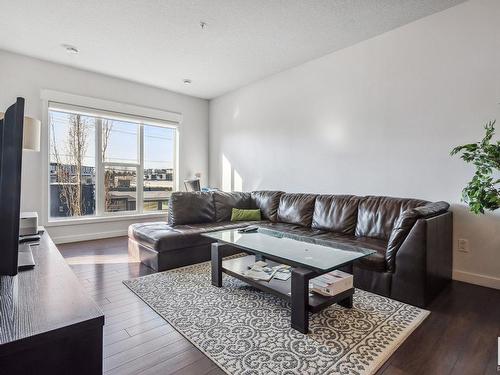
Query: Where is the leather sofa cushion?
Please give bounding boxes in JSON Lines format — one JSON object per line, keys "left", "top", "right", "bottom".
{"left": 213, "top": 191, "right": 252, "bottom": 222}
{"left": 167, "top": 192, "right": 215, "bottom": 226}
{"left": 129, "top": 221, "right": 261, "bottom": 252}
{"left": 385, "top": 201, "right": 450, "bottom": 271}
{"left": 315, "top": 232, "right": 388, "bottom": 272}
{"left": 312, "top": 195, "right": 360, "bottom": 234}
{"left": 251, "top": 191, "right": 284, "bottom": 222}
{"left": 257, "top": 225, "right": 387, "bottom": 272}
{"left": 385, "top": 210, "right": 418, "bottom": 272}
{"left": 129, "top": 222, "right": 214, "bottom": 252}
{"left": 355, "top": 251, "right": 387, "bottom": 272}
{"left": 315, "top": 232, "right": 387, "bottom": 252}
{"left": 277, "top": 193, "right": 317, "bottom": 227}
{"left": 258, "top": 222, "right": 326, "bottom": 238}
{"left": 355, "top": 196, "right": 428, "bottom": 240}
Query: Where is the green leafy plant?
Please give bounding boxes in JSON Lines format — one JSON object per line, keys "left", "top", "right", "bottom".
{"left": 451, "top": 120, "right": 500, "bottom": 214}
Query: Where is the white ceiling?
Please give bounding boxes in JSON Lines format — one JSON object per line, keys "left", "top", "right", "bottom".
{"left": 0, "top": 0, "right": 466, "bottom": 99}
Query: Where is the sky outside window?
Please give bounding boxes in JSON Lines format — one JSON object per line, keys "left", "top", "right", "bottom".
{"left": 103, "top": 120, "right": 138, "bottom": 164}
{"left": 144, "top": 125, "right": 175, "bottom": 170}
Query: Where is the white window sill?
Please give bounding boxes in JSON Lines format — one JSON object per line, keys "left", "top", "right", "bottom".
{"left": 45, "top": 212, "right": 167, "bottom": 227}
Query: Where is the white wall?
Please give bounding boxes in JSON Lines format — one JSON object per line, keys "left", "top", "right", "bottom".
{"left": 0, "top": 50, "right": 209, "bottom": 243}
{"left": 209, "top": 0, "right": 500, "bottom": 289}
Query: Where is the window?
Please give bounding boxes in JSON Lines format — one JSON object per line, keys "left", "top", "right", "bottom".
{"left": 49, "top": 103, "right": 177, "bottom": 220}
{"left": 143, "top": 125, "right": 177, "bottom": 212}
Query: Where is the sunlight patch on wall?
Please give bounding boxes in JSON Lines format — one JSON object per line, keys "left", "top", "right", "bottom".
{"left": 234, "top": 170, "right": 243, "bottom": 191}
{"left": 222, "top": 154, "right": 232, "bottom": 191}
{"left": 221, "top": 154, "right": 243, "bottom": 191}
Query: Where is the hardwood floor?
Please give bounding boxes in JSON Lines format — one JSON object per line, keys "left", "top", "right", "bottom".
{"left": 59, "top": 236, "right": 500, "bottom": 375}
{"left": 60, "top": 237, "right": 224, "bottom": 375}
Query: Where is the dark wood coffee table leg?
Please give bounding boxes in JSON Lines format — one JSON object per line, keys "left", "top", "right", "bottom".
{"left": 291, "top": 267, "right": 314, "bottom": 334}
{"left": 338, "top": 294, "right": 353, "bottom": 308}
{"left": 211, "top": 242, "right": 224, "bottom": 287}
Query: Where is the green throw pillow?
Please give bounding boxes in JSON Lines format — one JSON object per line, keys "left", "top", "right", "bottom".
{"left": 231, "top": 208, "right": 262, "bottom": 221}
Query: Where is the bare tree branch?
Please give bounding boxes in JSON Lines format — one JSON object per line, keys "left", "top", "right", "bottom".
{"left": 51, "top": 114, "right": 90, "bottom": 216}
{"left": 102, "top": 119, "right": 114, "bottom": 211}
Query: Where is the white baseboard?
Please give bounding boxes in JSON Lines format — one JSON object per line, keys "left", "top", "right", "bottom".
{"left": 453, "top": 269, "right": 500, "bottom": 290}
{"left": 51, "top": 229, "right": 128, "bottom": 244}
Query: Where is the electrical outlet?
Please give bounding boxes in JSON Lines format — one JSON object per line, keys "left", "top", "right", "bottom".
{"left": 458, "top": 239, "right": 469, "bottom": 253}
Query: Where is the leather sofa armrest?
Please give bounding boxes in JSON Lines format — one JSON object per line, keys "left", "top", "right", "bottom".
{"left": 390, "top": 211, "right": 452, "bottom": 307}
{"left": 414, "top": 201, "right": 450, "bottom": 218}
{"left": 386, "top": 201, "right": 450, "bottom": 272}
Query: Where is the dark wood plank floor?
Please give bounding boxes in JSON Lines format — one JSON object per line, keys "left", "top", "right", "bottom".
{"left": 59, "top": 236, "right": 500, "bottom": 375}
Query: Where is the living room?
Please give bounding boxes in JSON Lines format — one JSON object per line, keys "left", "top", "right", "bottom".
{"left": 0, "top": 0, "right": 499, "bottom": 374}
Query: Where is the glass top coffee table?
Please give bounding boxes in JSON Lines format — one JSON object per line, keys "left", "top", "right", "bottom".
{"left": 203, "top": 227, "right": 375, "bottom": 334}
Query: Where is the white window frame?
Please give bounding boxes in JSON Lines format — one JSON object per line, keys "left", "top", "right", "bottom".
{"left": 41, "top": 90, "right": 181, "bottom": 226}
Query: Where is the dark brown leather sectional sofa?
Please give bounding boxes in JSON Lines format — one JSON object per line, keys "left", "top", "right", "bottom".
{"left": 128, "top": 191, "right": 452, "bottom": 307}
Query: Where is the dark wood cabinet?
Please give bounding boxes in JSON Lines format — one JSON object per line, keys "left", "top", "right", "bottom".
{"left": 0, "top": 232, "right": 104, "bottom": 374}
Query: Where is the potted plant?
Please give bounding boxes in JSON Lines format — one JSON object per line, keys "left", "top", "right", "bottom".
{"left": 451, "top": 120, "right": 500, "bottom": 214}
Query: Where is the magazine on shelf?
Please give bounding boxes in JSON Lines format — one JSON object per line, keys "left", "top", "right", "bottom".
{"left": 241, "top": 261, "right": 291, "bottom": 281}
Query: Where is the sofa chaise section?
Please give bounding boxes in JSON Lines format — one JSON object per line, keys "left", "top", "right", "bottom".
{"left": 128, "top": 191, "right": 264, "bottom": 271}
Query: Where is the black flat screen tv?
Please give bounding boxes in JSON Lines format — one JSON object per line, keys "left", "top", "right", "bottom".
{"left": 0, "top": 97, "right": 25, "bottom": 276}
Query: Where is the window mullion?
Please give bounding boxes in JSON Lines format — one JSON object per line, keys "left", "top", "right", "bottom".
{"left": 96, "top": 118, "right": 104, "bottom": 216}
{"left": 174, "top": 128, "right": 179, "bottom": 192}
{"left": 137, "top": 124, "right": 144, "bottom": 214}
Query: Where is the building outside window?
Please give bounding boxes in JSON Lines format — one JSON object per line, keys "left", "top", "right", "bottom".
{"left": 48, "top": 103, "right": 177, "bottom": 220}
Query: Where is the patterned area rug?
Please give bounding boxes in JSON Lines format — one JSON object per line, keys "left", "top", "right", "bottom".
{"left": 123, "top": 261, "right": 429, "bottom": 375}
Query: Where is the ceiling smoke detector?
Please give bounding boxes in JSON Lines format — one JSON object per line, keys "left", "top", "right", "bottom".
{"left": 62, "top": 44, "right": 79, "bottom": 54}
{"left": 183, "top": 79, "right": 192, "bottom": 85}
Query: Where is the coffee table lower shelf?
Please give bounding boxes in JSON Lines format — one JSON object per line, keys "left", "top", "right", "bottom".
{"left": 211, "top": 249, "right": 354, "bottom": 333}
